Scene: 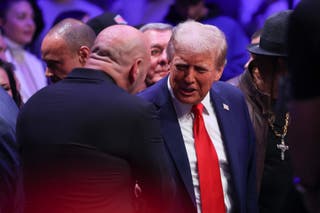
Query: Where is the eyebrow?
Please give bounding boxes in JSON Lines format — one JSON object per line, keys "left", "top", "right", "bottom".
{"left": 150, "top": 44, "right": 164, "bottom": 49}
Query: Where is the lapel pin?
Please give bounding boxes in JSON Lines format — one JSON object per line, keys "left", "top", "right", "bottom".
{"left": 223, "top": 103, "right": 230, "bottom": 111}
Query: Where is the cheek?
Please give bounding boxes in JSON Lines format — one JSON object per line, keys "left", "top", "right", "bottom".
{"left": 63, "top": 59, "right": 80, "bottom": 75}
{"left": 169, "top": 72, "right": 177, "bottom": 86}
{"left": 4, "top": 20, "right": 24, "bottom": 41}
{"left": 197, "top": 75, "right": 215, "bottom": 92}
{"left": 7, "top": 18, "right": 22, "bottom": 29}
{"left": 150, "top": 57, "right": 158, "bottom": 69}
{"left": 60, "top": 65, "right": 72, "bottom": 76}
{"left": 171, "top": 71, "right": 184, "bottom": 83}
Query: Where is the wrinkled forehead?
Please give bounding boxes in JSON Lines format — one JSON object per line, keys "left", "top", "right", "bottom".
{"left": 6, "top": 0, "right": 33, "bottom": 14}
{"left": 174, "top": 41, "right": 214, "bottom": 58}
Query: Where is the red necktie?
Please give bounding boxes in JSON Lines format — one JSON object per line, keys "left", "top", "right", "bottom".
{"left": 192, "top": 103, "right": 226, "bottom": 213}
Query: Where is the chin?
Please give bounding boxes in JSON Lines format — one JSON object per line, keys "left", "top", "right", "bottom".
{"left": 176, "top": 95, "right": 199, "bottom": 105}
{"left": 21, "top": 37, "right": 33, "bottom": 45}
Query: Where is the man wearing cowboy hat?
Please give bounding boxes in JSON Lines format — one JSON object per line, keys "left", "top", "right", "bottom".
{"left": 237, "top": 10, "right": 308, "bottom": 213}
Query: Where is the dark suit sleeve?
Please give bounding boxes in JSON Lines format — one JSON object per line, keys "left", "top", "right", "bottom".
{"left": 129, "top": 103, "right": 174, "bottom": 213}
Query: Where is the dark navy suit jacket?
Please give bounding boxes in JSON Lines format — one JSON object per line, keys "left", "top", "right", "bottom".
{"left": 138, "top": 76, "right": 258, "bottom": 213}
{"left": 17, "top": 68, "right": 173, "bottom": 213}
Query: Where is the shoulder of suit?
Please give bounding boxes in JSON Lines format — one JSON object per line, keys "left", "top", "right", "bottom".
{"left": 137, "top": 77, "right": 167, "bottom": 101}
{"left": 212, "top": 81, "right": 243, "bottom": 95}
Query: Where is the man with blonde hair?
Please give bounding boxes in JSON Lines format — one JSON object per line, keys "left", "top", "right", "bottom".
{"left": 139, "top": 20, "right": 257, "bottom": 213}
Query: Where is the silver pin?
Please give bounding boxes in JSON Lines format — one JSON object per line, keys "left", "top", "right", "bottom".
{"left": 223, "top": 103, "right": 230, "bottom": 111}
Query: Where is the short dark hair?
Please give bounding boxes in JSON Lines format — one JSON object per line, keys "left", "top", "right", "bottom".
{"left": 48, "top": 18, "right": 96, "bottom": 53}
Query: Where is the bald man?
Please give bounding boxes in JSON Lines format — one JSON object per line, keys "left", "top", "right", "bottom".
{"left": 17, "top": 25, "right": 171, "bottom": 213}
{"left": 41, "top": 18, "right": 96, "bottom": 83}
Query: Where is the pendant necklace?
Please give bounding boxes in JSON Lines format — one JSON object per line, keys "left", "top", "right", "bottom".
{"left": 268, "top": 112, "right": 290, "bottom": 160}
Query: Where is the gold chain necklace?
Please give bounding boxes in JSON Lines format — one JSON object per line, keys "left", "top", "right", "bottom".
{"left": 268, "top": 112, "right": 290, "bottom": 160}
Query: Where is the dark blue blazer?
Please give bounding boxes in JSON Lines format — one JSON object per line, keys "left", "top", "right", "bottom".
{"left": 138, "top": 76, "right": 258, "bottom": 213}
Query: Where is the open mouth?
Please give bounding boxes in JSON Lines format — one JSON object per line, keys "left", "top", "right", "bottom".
{"left": 180, "top": 87, "right": 196, "bottom": 96}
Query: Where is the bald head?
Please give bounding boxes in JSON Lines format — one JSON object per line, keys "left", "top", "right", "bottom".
{"left": 86, "top": 25, "right": 150, "bottom": 94}
{"left": 47, "top": 18, "right": 96, "bottom": 53}
{"left": 41, "top": 18, "right": 96, "bottom": 83}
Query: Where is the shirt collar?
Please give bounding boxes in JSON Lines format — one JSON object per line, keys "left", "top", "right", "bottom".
{"left": 167, "top": 75, "right": 211, "bottom": 118}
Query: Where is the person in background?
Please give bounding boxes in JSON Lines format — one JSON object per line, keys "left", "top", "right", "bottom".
{"left": 27, "top": 0, "right": 44, "bottom": 50}
{"left": 138, "top": 20, "right": 257, "bottom": 213}
{"left": 0, "top": 0, "right": 47, "bottom": 103}
{"left": 0, "top": 87, "right": 23, "bottom": 213}
{"left": 98, "top": 0, "right": 174, "bottom": 27}
{"left": 242, "top": 10, "right": 307, "bottom": 213}
{"left": 240, "top": 0, "right": 300, "bottom": 37}
{"left": 163, "top": 0, "right": 249, "bottom": 81}
{"left": 0, "top": 59, "right": 23, "bottom": 107}
{"left": 86, "top": 11, "right": 127, "bottom": 36}
{"left": 17, "top": 24, "right": 172, "bottom": 213}
{"left": 205, "top": 0, "right": 240, "bottom": 20}
{"left": 0, "top": 31, "right": 23, "bottom": 107}
{"left": 287, "top": 1, "right": 320, "bottom": 212}
{"left": 227, "top": 29, "right": 262, "bottom": 87}
{"left": 33, "top": 0, "right": 102, "bottom": 57}
{"left": 0, "top": 30, "right": 7, "bottom": 61}
{"left": 41, "top": 18, "right": 96, "bottom": 83}
{"left": 140, "top": 23, "right": 172, "bottom": 87}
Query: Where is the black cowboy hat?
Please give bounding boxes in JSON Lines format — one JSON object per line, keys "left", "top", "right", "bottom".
{"left": 248, "top": 10, "right": 292, "bottom": 57}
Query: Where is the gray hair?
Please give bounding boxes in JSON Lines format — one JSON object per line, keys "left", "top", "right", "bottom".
{"left": 167, "top": 20, "right": 227, "bottom": 68}
{"left": 139, "top": 22, "right": 173, "bottom": 33}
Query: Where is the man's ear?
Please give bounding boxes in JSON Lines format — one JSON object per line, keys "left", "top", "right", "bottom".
{"left": 78, "top": 46, "right": 90, "bottom": 66}
{"left": 214, "top": 64, "right": 225, "bottom": 81}
{"left": 252, "top": 67, "right": 264, "bottom": 89}
{"left": 129, "top": 59, "right": 141, "bottom": 84}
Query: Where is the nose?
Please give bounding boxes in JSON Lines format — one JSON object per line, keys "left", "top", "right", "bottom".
{"left": 26, "top": 16, "right": 36, "bottom": 30}
{"left": 184, "top": 68, "right": 196, "bottom": 84}
{"left": 158, "top": 50, "right": 168, "bottom": 67}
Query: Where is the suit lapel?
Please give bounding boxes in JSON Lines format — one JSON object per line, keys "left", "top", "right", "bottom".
{"left": 210, "top": 87, "right": 241, "bottom": 206}
{"left": 153, "top": 80, "right": 196, "bottom": 207}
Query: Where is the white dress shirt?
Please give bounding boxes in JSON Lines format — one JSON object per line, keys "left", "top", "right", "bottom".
{"left": 168, "top": 78, "right": 233, "bottom": 213}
